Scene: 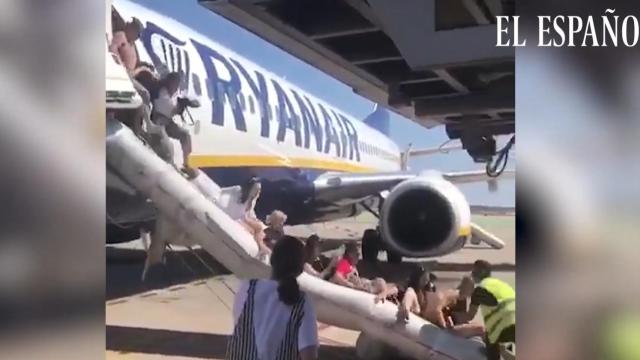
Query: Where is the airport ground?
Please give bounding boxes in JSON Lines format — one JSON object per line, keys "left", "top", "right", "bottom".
{"left": 106, "top": 214, "right": 515, "bottom": 359}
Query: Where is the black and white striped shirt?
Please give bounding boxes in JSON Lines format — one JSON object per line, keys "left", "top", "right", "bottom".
{"left": 227, "top": 279, "right": 318, "bottom": 360}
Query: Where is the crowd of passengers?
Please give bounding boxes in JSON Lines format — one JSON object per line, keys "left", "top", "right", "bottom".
{"left": 220, "top": 127, "right": 510, "bottom": 359}
{"left": 109, "top": 9, "right": 197, "bottom": 178}
{"left": 231, "top": 177, "right": 486, "bottom": 338}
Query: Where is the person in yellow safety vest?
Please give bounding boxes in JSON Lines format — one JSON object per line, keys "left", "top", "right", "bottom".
{"left": 599, "top": 312, "right": 640, "bottom": 360}
{"left": 457, "top": 260, "right": 515, "bottom": 360}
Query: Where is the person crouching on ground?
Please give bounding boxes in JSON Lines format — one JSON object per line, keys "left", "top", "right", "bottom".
{"left": 457, "top": 260, "right": 515, "bottom": 359}
{"left": 303, "top": 235, "right": 339, "bottom": 280}
{"left": 227, "top": 236, "right": 319, "bottom": 360}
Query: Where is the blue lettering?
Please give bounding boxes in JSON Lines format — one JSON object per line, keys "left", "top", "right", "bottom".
{"left": 318, "top": 103, "right": 340, "bottom": 156}
{"left": 140, "top": 22, "right": 190, "bottom": 91}
{"left": 191, "top": 40, "right": 246, "bottom": 132}
{"left": 340, "top": 115, "right": 361, "bottom": 161}
{"left": 231, "top": 60, "right": 270, "bottom": 139}
{"left": 331, "top": 110, "right": 348, "bottom": 158}
{"left": 290, "top": 90, "right": 314, "bottom": 150}
{"left": 272, "top": 80, "right": 301, "bottom": 146}
{"left": 302, "top": 96, "right": 324, "bottom": 153}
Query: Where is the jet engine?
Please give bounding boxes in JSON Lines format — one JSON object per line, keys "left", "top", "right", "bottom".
{"left": 379, "top": 174, "right": 471, "bottom": 258}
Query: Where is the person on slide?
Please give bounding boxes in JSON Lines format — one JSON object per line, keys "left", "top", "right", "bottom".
{"left": 228, "top": 178, "right": 271, "bottom": 260}
{"left": 397, "top": 270, "right": 484, "bottom": 338}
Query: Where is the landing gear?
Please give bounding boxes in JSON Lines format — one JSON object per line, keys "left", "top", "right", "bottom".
{"left": 359, "top": 201, "right": 403, "bottom": 264}
{"left": 387, "top": 251, "right": 403, "bottom": 264}
{"left": 360, "top": 227, "right": 403, "bottom": 264}
{"left": 361, "top": 229, "right": 380, "bottom": 263}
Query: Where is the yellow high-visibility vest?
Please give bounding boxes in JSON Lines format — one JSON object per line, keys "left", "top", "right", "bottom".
{"left": 600, "top": 314, "right": 640, "bottom": 360}
{"left": 478, "top": 277, "right": 516, "bottom": 343}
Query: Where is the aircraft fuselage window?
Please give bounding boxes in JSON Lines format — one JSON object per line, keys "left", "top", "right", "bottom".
{"left": 248, "top": 95, "right": 255, "bottom": 114}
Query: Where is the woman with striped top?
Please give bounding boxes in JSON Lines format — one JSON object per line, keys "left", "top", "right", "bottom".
{"left": 227, "top": 236, "right": 319, "bottom": 360}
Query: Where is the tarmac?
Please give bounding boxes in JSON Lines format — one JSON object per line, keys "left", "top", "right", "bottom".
{"left": 106, "top": 214, "right": 515, "bottom": 359}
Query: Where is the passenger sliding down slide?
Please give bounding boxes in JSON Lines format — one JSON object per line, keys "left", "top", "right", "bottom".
{"left": 106, "top": 120, "right": 486, "bottom": 360}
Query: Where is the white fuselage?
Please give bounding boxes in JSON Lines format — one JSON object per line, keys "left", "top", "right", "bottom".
{"left": 115, "top": 0, "right": 400, "bottom": 173}
{"left": 112, "top": 0, "right": 401, "bottom": 223}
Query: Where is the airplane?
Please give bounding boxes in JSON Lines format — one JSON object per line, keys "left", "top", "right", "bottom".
{"left": 106, "top": 0, "right": 514, "bottom": 262}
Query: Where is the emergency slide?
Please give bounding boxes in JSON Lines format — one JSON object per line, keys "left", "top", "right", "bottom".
{"left": 106, "top": 120, "right": 486, "bottom": 360}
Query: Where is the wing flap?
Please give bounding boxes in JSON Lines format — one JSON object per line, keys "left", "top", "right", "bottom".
{"left": 313, "top": 169, "right": 514, "bottom": 204}
{"left": 442, "top": 169, "right": 515, "bottom": 184}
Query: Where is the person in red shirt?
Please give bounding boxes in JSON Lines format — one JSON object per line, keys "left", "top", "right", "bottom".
{"left": 330, "top": 243, "right": 398, "bottom": 302}
{"left": 331, "top": 242, "right": 360, "bottom": 288}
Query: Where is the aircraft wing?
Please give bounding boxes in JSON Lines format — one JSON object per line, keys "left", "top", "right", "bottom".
{"left": 313, "top": 169, "right": 514, "bottom": 205}
{"left": 408, "top": 144, "right": 463, "bottom": 157}
{"left": 400, "top": 144, "right": 463, "bottom": 170}
{"left": 442, "top": 169, "right": 515, "bottom": 184}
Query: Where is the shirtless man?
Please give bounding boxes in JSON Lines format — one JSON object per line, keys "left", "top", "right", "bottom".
{"left": 398, "top": 273, "right": 484, "bottom": 338}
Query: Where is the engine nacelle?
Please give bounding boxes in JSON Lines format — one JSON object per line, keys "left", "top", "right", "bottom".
{"left": 380, "top": 175, "right": 471, "bottom": 258}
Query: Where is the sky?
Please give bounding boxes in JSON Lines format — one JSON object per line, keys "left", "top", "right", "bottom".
{"left": 129, "top": 0, "right": 514, "bottom": 206}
